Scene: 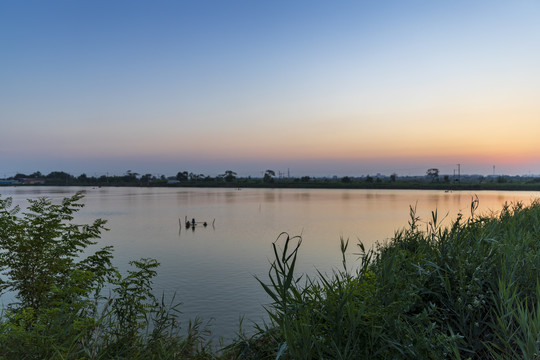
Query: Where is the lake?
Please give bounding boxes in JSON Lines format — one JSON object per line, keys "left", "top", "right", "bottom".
{"left": 1, "top": 186, "right": 539, "bottom": 340}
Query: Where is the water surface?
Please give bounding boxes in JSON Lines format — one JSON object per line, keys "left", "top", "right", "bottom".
{"left": 1, "top": 186, "right": 538, "bottom": 339}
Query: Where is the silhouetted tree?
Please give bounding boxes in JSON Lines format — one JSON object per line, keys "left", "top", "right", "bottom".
{"left": 222, "top": 170, "right": 237, "bottom": 182}
{"left": 141, "top": 173, "right": 153, "bottom": 185}
{"left": 186, "top": 173, "right": 204, "bottom": 181}
{"left": 427, "top": 168, "right": 439, "bottom": 182}
{"left": 46, "top": 171, "right": 74, "bottom": 180}
{"left": 176, "top": 171, "right": 188, "bottom": 181}
{"left": 13, "top": 173, "right": 28, "bottom": 180}
{"left": 122, "top": 170, "right": 139, "bottom": 183}
{"left": 263, "top": 170, "right": 275, "bottom": 183}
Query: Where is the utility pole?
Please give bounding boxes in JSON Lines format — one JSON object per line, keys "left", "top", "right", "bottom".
{"left": 457, "top": 164, "right": 461, "bottom": 182}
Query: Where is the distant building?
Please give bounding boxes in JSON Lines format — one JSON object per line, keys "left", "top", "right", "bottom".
{"left": 1, "top": 178, "right": 46, "bottom": 185}
{"left": 0, "top": 180, "right": 20, "bottom": 185}
{"left": 21, "top": 178, "right": 46, "bottom": 185}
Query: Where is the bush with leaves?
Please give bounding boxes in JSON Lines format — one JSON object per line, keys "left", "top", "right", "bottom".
{"left": 0, "top": 192, "right": 211, "bottom": 359}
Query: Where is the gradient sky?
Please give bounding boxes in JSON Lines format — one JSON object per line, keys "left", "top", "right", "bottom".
{"left": 1, "top": 0, "right": 539, "bottom": 177}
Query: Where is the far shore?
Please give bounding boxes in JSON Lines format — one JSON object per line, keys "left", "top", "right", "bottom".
{"left": 3, "top": 180, "right": 540, "bottom": 192}
{"left": 2, "top": 170, "right": 540, "bottom": 191}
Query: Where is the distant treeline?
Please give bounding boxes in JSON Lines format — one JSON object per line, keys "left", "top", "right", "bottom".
{"left": 3, "top": 169, "right": 540, "bottom": 191}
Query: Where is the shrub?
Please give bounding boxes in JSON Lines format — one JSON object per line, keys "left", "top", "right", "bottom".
{"left": 0, "top": 192, "right": 212, "bottom": 359}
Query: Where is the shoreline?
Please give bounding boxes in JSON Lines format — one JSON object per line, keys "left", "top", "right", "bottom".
{"left": 3, "top": 181, "right": 540, "bottom": 192}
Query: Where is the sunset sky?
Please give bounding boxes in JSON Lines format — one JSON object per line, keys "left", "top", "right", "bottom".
{"left": 1, "top": 0, "right": 539, "bottom": 177}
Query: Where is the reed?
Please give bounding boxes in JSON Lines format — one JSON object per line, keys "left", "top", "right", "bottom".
{"left": 248, "top": 199, "right": 540, "bottom": 359}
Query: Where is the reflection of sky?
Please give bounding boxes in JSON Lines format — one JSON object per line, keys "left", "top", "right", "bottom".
{"left": 1, "top": 1, "right": 539, "bottom": 177}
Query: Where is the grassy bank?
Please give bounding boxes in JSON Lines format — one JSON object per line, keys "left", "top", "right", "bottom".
{"left": 234, "top": 200, "right": 540, "bottom": 359}
{"left": 1, "top": 193, "right": 539, "bottom": 359}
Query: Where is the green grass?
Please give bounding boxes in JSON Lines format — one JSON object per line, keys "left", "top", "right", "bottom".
{"left": 2, "top": 194, "right": 540, "bottom": 359}
{"left": 234, "top": 199, "right": 540, "bottom": 359}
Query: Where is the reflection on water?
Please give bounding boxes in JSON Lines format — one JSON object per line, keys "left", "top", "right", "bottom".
{"left": 0, "top": 186, "right": 538, "bottom": 340}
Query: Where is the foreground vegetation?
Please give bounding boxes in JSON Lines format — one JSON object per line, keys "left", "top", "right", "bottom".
{"left": 243, "top": 200, "right": 540, "bottom": 359}
{"left": 1, "top": 193, "right": 540, "bottom": 358}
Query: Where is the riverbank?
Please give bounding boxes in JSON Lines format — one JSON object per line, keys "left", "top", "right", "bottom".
{"left": 3, "top": 170, "right": 540, "bottom": 191}
{"left": 227, "top": 199, "right": 540, "bottom": 359}
{"left": 4, "top": 178, "right": 540, "bottom": 191}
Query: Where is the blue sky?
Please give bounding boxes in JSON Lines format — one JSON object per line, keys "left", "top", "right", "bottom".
{"left": 1, "top": 0, "right": 539, "bottom": 177}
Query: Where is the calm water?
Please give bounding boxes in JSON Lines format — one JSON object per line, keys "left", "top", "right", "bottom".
{"left": 1, "top": 186, "right": 539, "bottom": 340}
